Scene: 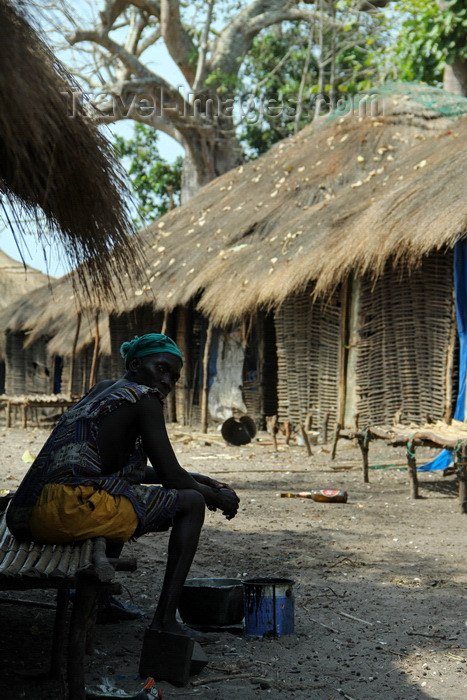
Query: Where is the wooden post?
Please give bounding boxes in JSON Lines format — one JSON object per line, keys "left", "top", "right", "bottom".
{"left": 68, "top": 312, "right": 81, "bottom": 397}
{"left": 357, "top": 432, "right": 370, "bottom": 483}
{"left": 175, "top": 306, "right": 192, "bottom": 426}
{"left": 331, "top": 422, "right": 341, "bottom": 460}
{"left": 266, "top": 415, "right": 278, "bottom": 451}
{"left": 21, "top": 403, "right": 27, "bottom": 429}
{"left": 162, "top": 310, "right": 176, "bottom": 423}
{"left": 337, "top": 277, "right": 350, "bottom": 426}
{"left": 88, "top": 312, "right": 100, "bottom": 390}
{"left": 456, "top": 442, "right": 467, "bottom": 514}
{"left": 343, "top": 274, "right": 361, "bottom": 428}
{"left": 300, "top": 424, "right": 312, "bottom": 456}
{"left": 406, "top": 440, "right": 419, "bottom": 499}
{"left": 200, "top": 322, "right": 213, "bottom": 433}
{"left": 321, "top": 412, "right": 330, "bottom": 444}
{"left": 284, "top": 420, "right": 292, "bottom": 445}
{"left": 161, "top": 310, "right": 169, "bottom": 335}
{"left": 49, "top": 589, "right": 69, "bottom": 679}
{"left": 67, "top": 579, "right": 99, "bottom": 700}
{"left": 444, "top": 289, "right": 456, "bottom": 423}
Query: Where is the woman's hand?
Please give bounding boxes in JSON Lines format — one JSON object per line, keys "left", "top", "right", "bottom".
{"left": 214, "top": 487, "right": 240, "bottom": 520}
{"left": 190, "top": 473, "right": 239, "bottom": 518}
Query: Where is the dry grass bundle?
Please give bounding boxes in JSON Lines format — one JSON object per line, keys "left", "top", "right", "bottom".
{"left": 0, "top": 270, "right": 111, "bottom": 359}
{"left": 0, "top": 0, "right": 142, "bottom": 299}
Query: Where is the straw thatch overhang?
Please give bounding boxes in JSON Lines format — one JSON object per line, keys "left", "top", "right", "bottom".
{"left": 0, "top": 275, "right": 110, "bottom": 360}
{"left": 0, "top": 250, "right": 48, "bottom": 310}
{"left": 0, "top": 272, "right": 111, "bottom": 397}
{"left": 0, "top": 0, "right": 142, "bottom": 299}
{"left": 0, "top": 249, "right": 51, "bottom": 385}
{"left": 103, "top": 84, "right": 467, "bottom": 326}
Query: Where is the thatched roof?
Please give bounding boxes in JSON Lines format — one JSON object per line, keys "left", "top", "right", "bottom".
{"left": 0, "top": 272, "right": 110, "bottom": 359}
{"left": 102, "top": 83, "right": 467, "bottom": 326}
{"left": 0, "top": 0, "right": 141, "bottom": 298}
{"left": 3, "top": 84, "right": 467, "bottom": 354}
{"left": 0, "top": 249, "right": 49, "bottom": 310}
{"left": 0, "top": 249, "right": 52, "bottom": 358}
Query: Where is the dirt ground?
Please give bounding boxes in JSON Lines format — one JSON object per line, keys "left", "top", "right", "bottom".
{"left": 0, "top": 424, "right": 466, "bottom": 700}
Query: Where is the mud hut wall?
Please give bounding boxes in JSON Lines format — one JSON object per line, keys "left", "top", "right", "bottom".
{"left": 354, "top": 251, "right": 455, "bottom": 426}
{"left": 274, "top": 286, "right": 341, "bottom": 427}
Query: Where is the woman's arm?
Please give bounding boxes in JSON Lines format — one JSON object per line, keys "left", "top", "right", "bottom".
{"left": 136, "top": 395, "right": 239, "bottom": 518}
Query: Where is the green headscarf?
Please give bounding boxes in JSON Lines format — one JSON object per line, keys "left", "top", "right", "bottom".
{"left": 120, "top": 333, "right": 183, "bottom": 369}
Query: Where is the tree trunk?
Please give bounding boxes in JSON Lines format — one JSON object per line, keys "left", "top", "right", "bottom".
{"left": 443, "top": 56, "right": 467, "bottom": 97}
{"left": 180, "top": 124, "right": 243, "bottom": 202}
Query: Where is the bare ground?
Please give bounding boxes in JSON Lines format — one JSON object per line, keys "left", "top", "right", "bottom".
{"left": 0, "top": 424, "right": 466, "bottom": 700}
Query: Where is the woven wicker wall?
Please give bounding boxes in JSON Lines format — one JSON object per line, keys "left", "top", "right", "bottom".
{"left": 274, "top": 285, "right": 341, "bottom": 426}
{"left": 355, "top": 251, "right": 455, "bottom": 425}
{"left": 60, "top": 346, "right": 91, "bottom": 396}
{"left": 5, "top": 332, "right": 26, "bottom": 394}
{"left": 5, "top": 332, "right": 51, "bottom": 394}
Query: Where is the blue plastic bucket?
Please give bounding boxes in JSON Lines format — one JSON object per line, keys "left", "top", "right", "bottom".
{"left": 243, "top": 577, "right": 295, "bottom": 638}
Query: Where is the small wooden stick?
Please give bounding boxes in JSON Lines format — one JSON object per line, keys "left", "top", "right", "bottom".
{"left": 191, "top": 673, "right": 272, "bottom": 687}
{"left": 300, "top": 424, "right": 312, "bottom": 456}
{"left": 331, "top": 423, "right": 341, "bottom": 460}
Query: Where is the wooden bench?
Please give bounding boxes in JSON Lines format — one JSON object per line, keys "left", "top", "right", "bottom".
{"left": 0, "top": 395, "right": 76, "bottom": 428}
{"left": 0, "top": 509, "right": 137, "bottom": 700}
{"left": 333, "top": 421, "right": 467, "bottom": 513}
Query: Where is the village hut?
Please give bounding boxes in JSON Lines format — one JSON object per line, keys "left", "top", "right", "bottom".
{"left": 0, "top": 0, "right": 141, "bottom": 299}
{"left": 4, "top": 84, "right": 467, "bottom": 435}
{"left": 99, "top": 84, "right": 467, "bottom": 432}
{"left": 0, "top": 272, "right": 112, "bottom": 398}
{"left": 0, "top": 250, "right": 51, "bottom": 392}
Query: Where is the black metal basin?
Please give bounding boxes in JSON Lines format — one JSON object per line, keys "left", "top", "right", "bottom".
{"left": 178, "top": 577, "right": 244, "bottom": 627}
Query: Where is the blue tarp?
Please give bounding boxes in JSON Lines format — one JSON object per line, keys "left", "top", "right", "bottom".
{"left": 418, "top": 240, "right": 467, "bottom": 471}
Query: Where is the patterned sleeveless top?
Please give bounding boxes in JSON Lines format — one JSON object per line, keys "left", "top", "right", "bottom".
{"left": 7, "top": 381, "right": 162, "bottom": 539}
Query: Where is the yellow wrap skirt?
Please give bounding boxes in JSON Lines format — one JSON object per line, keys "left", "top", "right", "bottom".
{"left": 29, "top": 483, "right": 138, "bottom": 544}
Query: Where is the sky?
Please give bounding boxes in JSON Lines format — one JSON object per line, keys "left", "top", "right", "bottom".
{"left": 0, "top": 123, "right": 182, "bottom": 278}
{"left": 0, "top": 2, "right": 185, "bottom": 278}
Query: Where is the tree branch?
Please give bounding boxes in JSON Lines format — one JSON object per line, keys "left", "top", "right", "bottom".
{"left": 94, "top": 99, "right": 178, "bottom": 140}
{"left": 68, "top": 28, "right": 158, "bottom": 81}
{"left": 137, "top": 27, "right": 162, "bottom": 56}
{"left": 130, "top": 0, "right": 161, "bottom": 17}
{"left": 99, "top": 0, "right": 130, "bottom": 29}
{"left": 125, "top": 7, "right": 147, "bottom": 55}
{"left": 192, "top": 0, "right": 215, "bottom": 92}
{"left": 115, "top": 7, "right": 147, "bottom": 80}
{"left": 160, "top": 0, "right": 196, "bottom": 85}
{"left": 210, "top": 0, "right": 344, "bottom": 76}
